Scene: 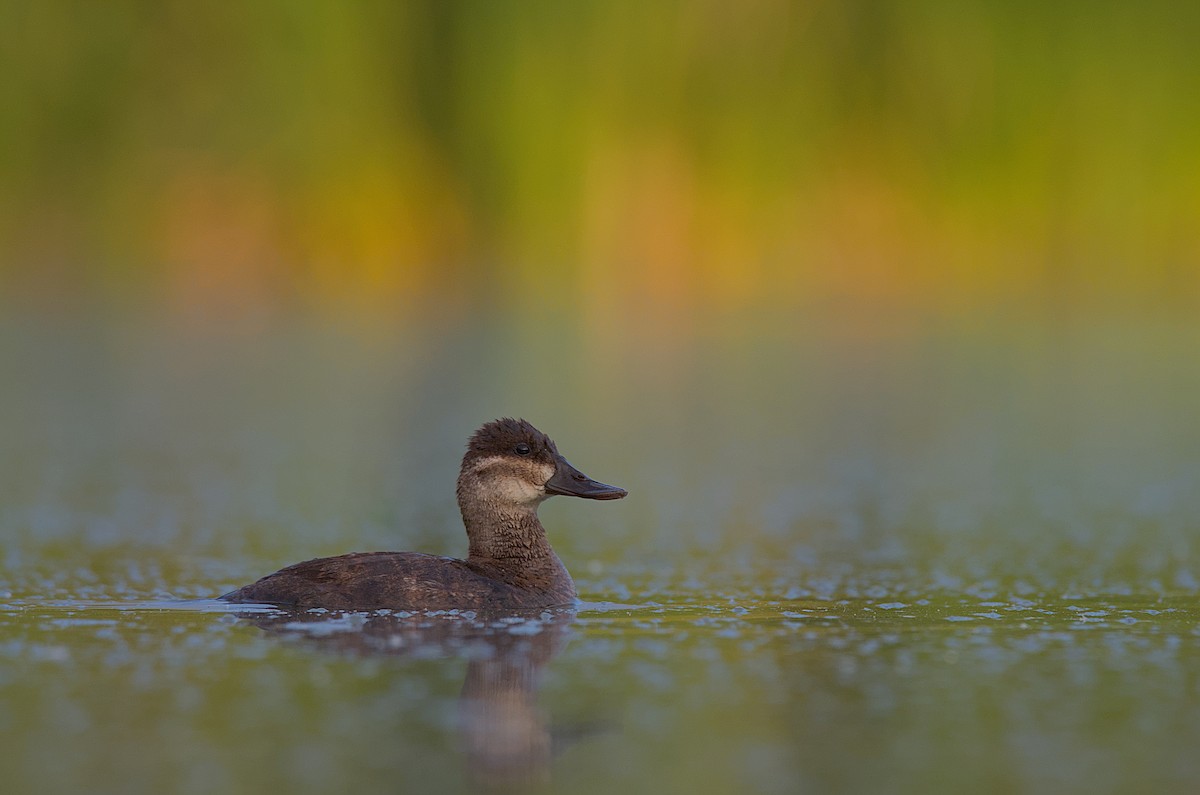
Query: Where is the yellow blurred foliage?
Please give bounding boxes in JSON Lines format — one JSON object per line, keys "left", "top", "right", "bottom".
{"left": 1, "top": 1, "right": 1198, "bottom": 325}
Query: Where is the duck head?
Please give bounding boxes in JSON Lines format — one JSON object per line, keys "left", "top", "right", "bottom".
{"left": 458, "top": 418, "right": 628, "bottom": 509}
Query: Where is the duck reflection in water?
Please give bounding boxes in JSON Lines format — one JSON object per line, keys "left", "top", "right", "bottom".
{"left": 240, "top": 606, "right": 592, "bottom": 790}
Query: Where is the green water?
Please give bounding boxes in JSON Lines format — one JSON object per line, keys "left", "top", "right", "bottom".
{"left": 4, "top": 593, "right": 1199, "bottom": 794}
{"left": 2, "top": 315, "right": 1199, "bottom": 794}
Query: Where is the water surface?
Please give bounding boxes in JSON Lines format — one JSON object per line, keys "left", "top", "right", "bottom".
{"left": 2, "top": 315, "right": 1199, "bottom": 794}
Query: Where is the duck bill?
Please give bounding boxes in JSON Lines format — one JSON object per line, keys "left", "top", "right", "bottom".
{"left": 545, "top": 457, "right": 628, "bottom": 500}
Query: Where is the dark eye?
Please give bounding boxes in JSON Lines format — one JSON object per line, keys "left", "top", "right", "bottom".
{"left": 515, "top": 443, "right": 531, "bottom": 456}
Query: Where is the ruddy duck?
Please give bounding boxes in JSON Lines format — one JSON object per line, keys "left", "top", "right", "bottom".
{"left": 221, "top": 418, "right": 626, "bottom": 610}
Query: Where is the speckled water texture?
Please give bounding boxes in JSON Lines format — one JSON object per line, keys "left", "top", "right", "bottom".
{"left": 4, "top": 589, "right": 1200, "bottom": 795}
{"left": 3, "top": 317, "right": 1200, "bottom": 794}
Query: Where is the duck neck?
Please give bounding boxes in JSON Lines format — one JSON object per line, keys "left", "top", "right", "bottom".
{"left": 457, "top": 486, "right": 566, "bottom": 579}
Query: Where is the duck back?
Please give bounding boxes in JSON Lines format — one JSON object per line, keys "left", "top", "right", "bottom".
{"left": 222, "top": 551, "right": 571, "bottom": 611}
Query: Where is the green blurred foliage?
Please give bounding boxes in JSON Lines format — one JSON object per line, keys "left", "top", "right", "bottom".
{"left": 1, "top": 0, "right": 1199, "bottom": 320}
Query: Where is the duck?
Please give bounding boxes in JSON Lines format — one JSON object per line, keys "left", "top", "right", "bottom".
{"left": 221, "top": 418, "right": 627, "bottom": 610}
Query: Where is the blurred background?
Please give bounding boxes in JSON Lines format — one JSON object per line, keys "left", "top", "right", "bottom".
{"left": 2, "top": 0, "right": 1199, "bottom": 595}
{"left": 6, "top": 4, "right": 1200, "bottom": 794}
{"left": 5, "top": 0, "right": 1200, "bottom": 320}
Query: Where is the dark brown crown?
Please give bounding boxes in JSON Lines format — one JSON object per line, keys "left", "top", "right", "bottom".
{"left": 464, "top": 418, "right": 559, "bottom": 462}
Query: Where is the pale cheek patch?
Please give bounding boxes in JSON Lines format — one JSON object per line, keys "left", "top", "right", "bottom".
{"left": 463, "top": 456, "right": 507, "bottom": 477}
{"left": 466, "top": 456, "right": 555, "bottom": 504}
{"left": 493, "top": 475, "right": 544, "bottom": 504}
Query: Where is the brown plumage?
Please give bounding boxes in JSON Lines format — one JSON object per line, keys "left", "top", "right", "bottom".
{"left": 221, "top": 418, "right": 627, "bottom": 610}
